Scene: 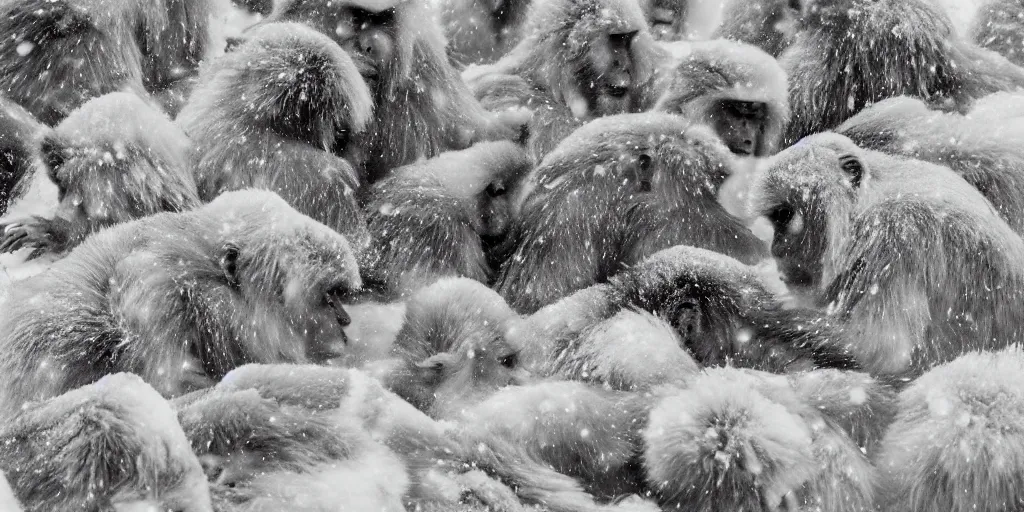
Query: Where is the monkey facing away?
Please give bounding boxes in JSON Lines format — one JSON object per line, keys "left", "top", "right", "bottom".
{"left": 361, "top": 141, "right": 532, "bottom": 298}
{"left": 837, "top": 95, "right": 1024, "bottom": 235}
{"left": 0, "top": 189, "right": 361, "bottom": 413}
{"left": 0, "top": 92, "right": 199, "bottom": 258}
{"left": 873, "top": 346, "right": 1024, "bottom": 512}
{"left": 781, "top": 0, "right": 1024, "bottom": 143}
{"left": 272, "top": 0, "right": 528, "bottom": 183}
{"left": 1, "top": 373, "right": 213, "bottom": 512}
{"left": 495, "top": 113, "right": 768, "bottom": 313}
{"left": 177, "top": 22, "right": 373, "bottom": 250}
{"left": 751, "top": 133, "right": 1024, "bottom": 378}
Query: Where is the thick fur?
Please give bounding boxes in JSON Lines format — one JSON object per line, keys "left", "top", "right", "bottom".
{"left": 177, "top": 22, "right": 373, "bottom": 250}
{"left": 0, "top": 0, "right": 147, "bottom": 125}
{"left": 465, "top": 0, "right": 665, "bottom": 161}
{"left": 782, "top": 0, "right": 1024, "bottom": 143}
{"left": 495, "top": 113, "right": 768, "bottom": 313}
{"left": 272, "top": 0, "right": 524, "bottom": 182}
{"left": 874, "top": 346, "right": 1024, "bottom": 512}
{"left": 0, "top": 97, "right": 45, "bottom": 216}
{"left": 510, "top": 244, "right": 858, "bottom": 379}
{"left": 972, "top": 0, "right": 1024, "bottom": 67}
{"left": 0, "top": 373, "right": 213, "bottom": 512}
{"left": 137, "top": 0, "right": 218, "bottom": 114}
{"left": 0, "top": 92, "right": 199, "bottom": 257}
{"left": 654, "top": 38, "right": 791, "bottom": 156}
{"left": 380, "top": 278, "right": 523, "bottom": 418}
{"left": 644, "top": 367, "right": 879, "bottom": 512}
{"left": 713, "top": 0, "right": 799, "bottom": 57}
{"left": 440, "top": 0, "right": 532, "bottom": 65}
{"left": 361, "top": 141, "right": 532, "bottom": 298}
{"left": 750, "top": 133, "right": 1024, "bottom": 378}
{"left": 838, "top": 95, "right": 1024, "bottom": 234}
{"left": 0, "top": 190, "right": 361, "bottom": 412}
{"left": 453, "top": 381, "right": 657, "bottom": 512}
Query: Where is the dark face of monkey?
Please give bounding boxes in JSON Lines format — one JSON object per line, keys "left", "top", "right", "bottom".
{"left": 708, "top": 100, "right": 768, "bottom": 156}
{"left": 280, "top": 3, "right": 398, "bottom": 87}
{"left": 581, "top": 30, "right": 639, "bottom": 116}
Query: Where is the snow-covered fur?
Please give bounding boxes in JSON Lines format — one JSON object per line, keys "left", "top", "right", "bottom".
{"left": 874, "top": 346, "right": 1024, "bottom": 512}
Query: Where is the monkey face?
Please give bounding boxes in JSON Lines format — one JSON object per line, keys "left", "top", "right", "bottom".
{"left": 708, "top": 100, "right": 768, "bottom": 156}
{"left": 645, "top": 0, "right": 683, "bottom": 41}
{"left": 582, "top": 30, "right": 639, "bottom": 116}
{"left": 280, "top": 1, "right": 399, "bottom": 87}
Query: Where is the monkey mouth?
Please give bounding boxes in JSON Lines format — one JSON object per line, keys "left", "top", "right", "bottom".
{"left": 730, "top": 146, "right": 754, "bottom": 156}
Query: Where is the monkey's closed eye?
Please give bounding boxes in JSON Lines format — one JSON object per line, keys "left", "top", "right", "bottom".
{"left": 485, "top": 182, "right": 506, "bottom": 197}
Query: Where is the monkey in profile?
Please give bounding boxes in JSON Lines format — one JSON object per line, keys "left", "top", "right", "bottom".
{"left": 1, "top": 373, "right": 213, "bottom": 512}
{"left": 873, "top": 346, "right": 1024, "bottom": 512}
{"left": 272, "top": 0, "right": 528, "bottom": 182}
{"left": 782, "top": 0, "right": 1024, "bottom": 143}
{"left": 178, "top": 22, "right": 374, "bottom": 250}
{"left": 751, "top": 133, "right": 1024, "bottom": 378}
{"left": 465, "top": 0, "right": 665, "bottom": 161}
{"left": 0, "top": 92, "right": 198, "bottom": 258}
{"left": 838, "top": 95, "right": 1024, "bottom": 235}
{"left": 0, "top": 190, "right": 362, "bottom": 412}
{"left": 362, "top": 141, "right": 532, "bottom": 298}
{"left": 496, "top": 113, "right": 768, "bottom": 313}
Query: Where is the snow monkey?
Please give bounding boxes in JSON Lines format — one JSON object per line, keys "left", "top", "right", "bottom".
{"left": 0, "top": 190, "right": 362, "bottom": 413}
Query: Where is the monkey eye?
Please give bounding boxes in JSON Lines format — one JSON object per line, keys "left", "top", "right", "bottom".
{"left": 767, "top": 204, "right": 795, "bottom": 230}
{"left": 499, "top": 352, "right": 518, "bottom": 369}
{"left": 485, "top": 182, "right": 506, "bottom": 197}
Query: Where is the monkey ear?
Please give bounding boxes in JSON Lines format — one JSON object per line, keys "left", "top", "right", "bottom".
{"left": 220, "top": 243, "right": 241, "bottom": 288}
{"left": 415, "top": 353, "right": 457, "bottom": 373}
{"left": 839, "top": 154, "right": 866, "bottom": 189}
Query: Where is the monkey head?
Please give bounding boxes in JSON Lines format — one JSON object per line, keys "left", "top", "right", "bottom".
{"left": 609, "top": 244, "right": 857, "bottom": 372}
{"left": 510, "top": 0, "right": 662, "bottom": 118}
{"left": 272, "top": 0, "right": 440, "bottom": 93}
{"left": 655, "top": 39, "right": 790, "bottom": 157}
{"left": 749, "top": 133, "right": 869, "bottom": 295}
{"left": 0, "top": 0, "right": 146, "bottom": 126}
{"left": 385, "top": 278, "right": 526, "bottom": 417}
{"left": 640, "top": 0, "right": 687, "bottom": 40}
{"left": 38, "top": 92, "right": 198, "bottom": 232}
{"left": 180, "top": 22, "right": 373, "bottom": 155}
{"left": 714, "top": 0, "right": 803, "bottom": 57}
{"left": 0, "top": 374, "right": 213, "bottom": 512}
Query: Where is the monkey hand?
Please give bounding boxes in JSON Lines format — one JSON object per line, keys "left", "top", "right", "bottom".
{"left": 0, "top": 216, "right": 61, "bottom": 258}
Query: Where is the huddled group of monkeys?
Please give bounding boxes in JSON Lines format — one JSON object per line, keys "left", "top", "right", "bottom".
{"left": 2, "top": 0, "right": 1024, "bottom": 509}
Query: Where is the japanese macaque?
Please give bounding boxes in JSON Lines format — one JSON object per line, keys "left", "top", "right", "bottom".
{"left": 713, "top": 0, "right": 801, "bottom": 57}
{"left": 361, "top": 141, "right": 532, "bottom": 298}
{"left": 509, "top": 244, "right": 857, "bottom": 382}
{"left": 0, "top": 190, "right": 361, "bottom": 413}
{"left": 0, "top": 0, "right": 146, "bottom": 126}
{"left": 377, "top": 278, "right": 525, "bottom": 419}
{"left": 271, "top": 0, "right": 528, "bottom": 183}
{"left": 177, "top": 22, "right": 373, "bottom": 250}
{"left": 781, "top": 0, "right": 1024, "bottom": 143}
{"left": 465, "top": 0, "right": 664, "bottom": 161}
{"left": 873, "top": 346, "right": 1024, "bottom": 512}
{"left": 0, "top": 373, "right": 213, "bottom": 512}
{"left": 439, "top": 0, "right": 532, "bottom": 65}
{"left": 495, "top": 113, "right": 768, "bottom": 313}
{"left": 837, "top": 95, "right": 1024, "bottom": 234}
{"left": 644, "top": 367, "right": 887, "bottom": 512}
{"left": 0, "top": 97, "right": 45, "bottom": 217}
{"left": 750, "top": 133, "right": 1024, "bottom": 378}
{"left": 0, "top": 92, "right": 198, "bottom": 258}
{"left": 654, "top": 38, "right": 790, "bottom": 157}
